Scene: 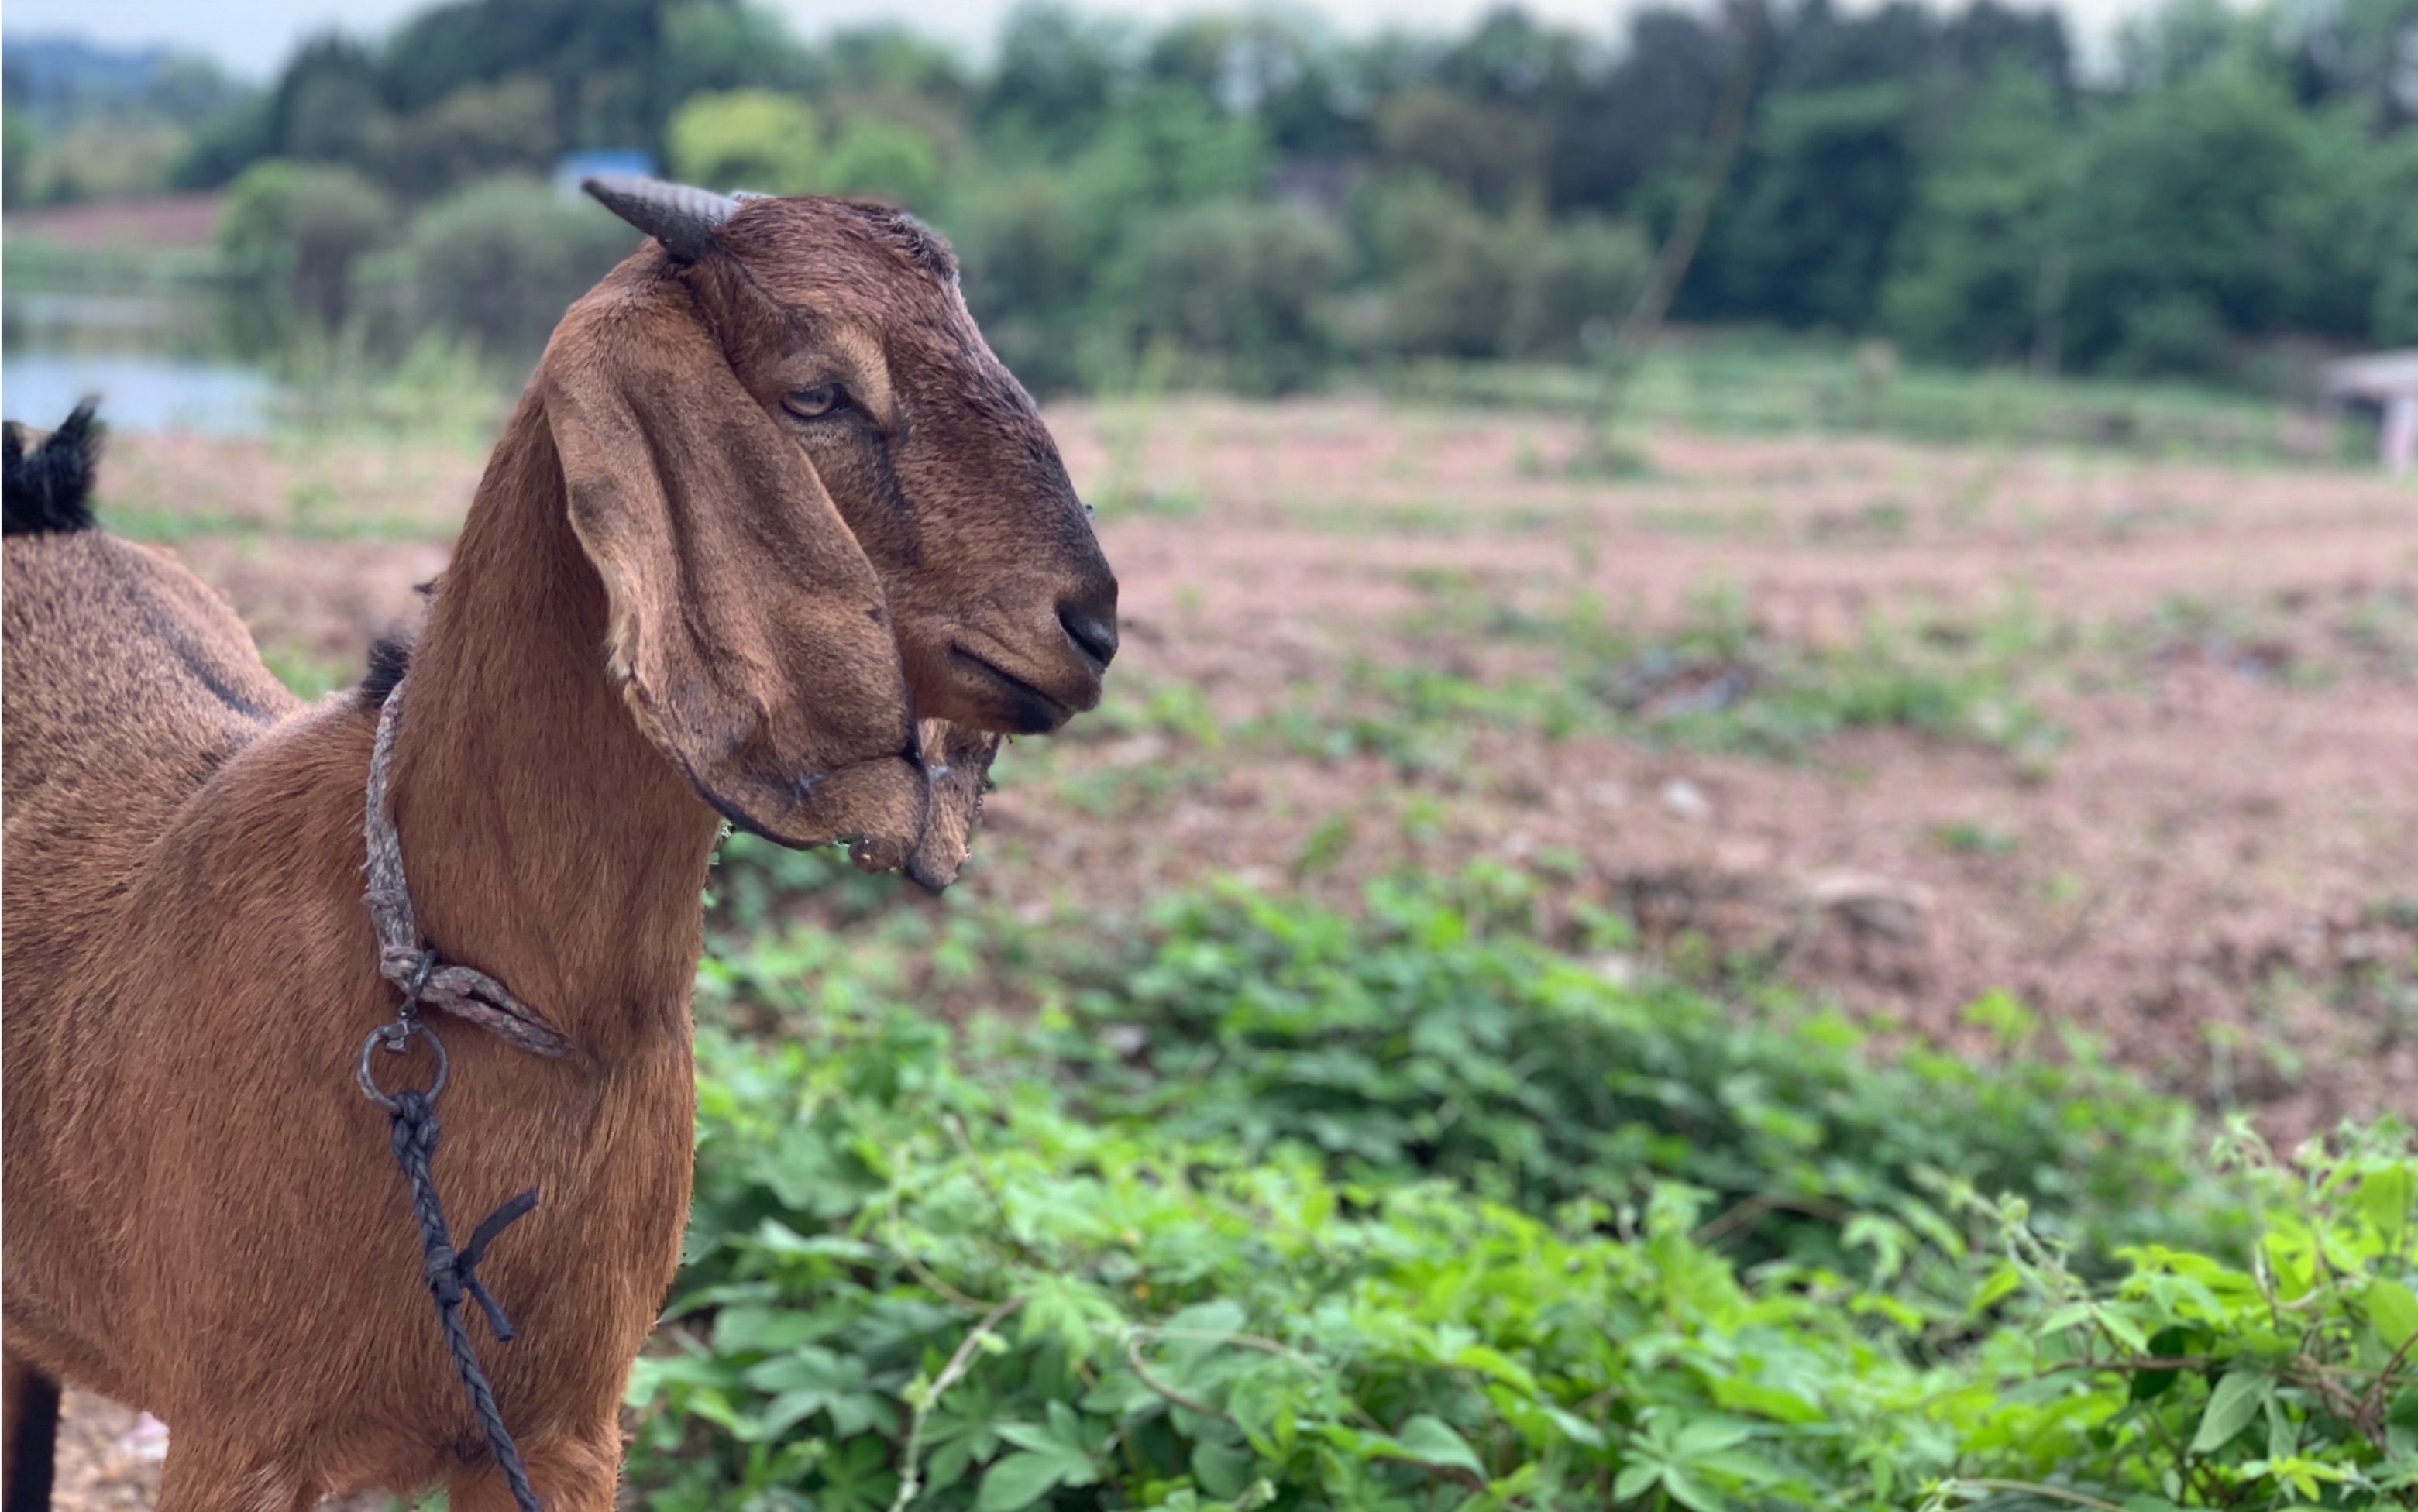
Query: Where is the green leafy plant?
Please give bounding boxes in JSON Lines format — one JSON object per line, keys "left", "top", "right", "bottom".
{"left": 624, "top": 868, "right": 2409, "bottom": 1511}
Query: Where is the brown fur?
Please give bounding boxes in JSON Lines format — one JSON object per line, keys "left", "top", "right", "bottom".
{"left": 1, "top": 195, "right": 1114, "bottom": 1511}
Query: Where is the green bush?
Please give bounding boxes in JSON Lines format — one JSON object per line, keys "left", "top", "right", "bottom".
{"left": 404, "top": 175, "right": 636, "bottom": 362}
{"left": 1879, "top": 69, "right": 2069, "bottom": 368}
{"left": 1365, "top": 184, "right": 1648, "bottom": 364}
{"left": 216, "top": 159, "right": 396, "bottom": 349}
{"left": 1126, "top": 201, "right": 1347, "bottom": 394}
{"left": 631, "top": 871, "right": 2413, "bottom": 1511}
{"left": 1013, "top": 872, "right": 2231, "bottom": 1270}
{"left": 1371, "top": 86, "right": 1543, "bottom": 211}
{"left": 671, "top": 88, "right": 825, "bottom": 196}
{"left": 1367, "top": 180, "right": 1517, "bottom": 359}
{"left": 821, "top": 119, "right": 944, "bottom": 208}
{"left": 370, "top": 74, "right": 559, "bottom": 201}
{"left": 1934, "top": 1120, "right": 2418, "bottom": 1510}
{"left": 1499, "top": 217, "right": 1649, "bottom": 362}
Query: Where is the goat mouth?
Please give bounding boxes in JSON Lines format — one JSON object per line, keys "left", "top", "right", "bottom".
{"left": 948, "top": 647, "right": 1076, "bottom": 734}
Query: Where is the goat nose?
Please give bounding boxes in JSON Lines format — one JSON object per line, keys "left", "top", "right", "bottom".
{"left": 1059, "top": 600, "right": 1119, "bottom": 671}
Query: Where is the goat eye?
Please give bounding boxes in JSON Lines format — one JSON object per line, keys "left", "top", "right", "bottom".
{"left": 784, "top": 383, "right": 845, "bottom": 420}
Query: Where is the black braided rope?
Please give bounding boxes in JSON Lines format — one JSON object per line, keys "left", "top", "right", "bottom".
{"left": 363, "top": 678, "right": 553, "bottom": 1510}
{"left": 385, "top": 1087, "right": 544, "bottom": 1512}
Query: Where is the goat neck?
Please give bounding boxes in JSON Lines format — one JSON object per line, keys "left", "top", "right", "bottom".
{"left": 385, "top": 393, "right": 721, "bottom": 1061}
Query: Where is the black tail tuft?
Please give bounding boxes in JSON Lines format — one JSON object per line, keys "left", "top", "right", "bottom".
{"left": 2, "top": 399, "right": 103, "bottom": 537}
{"left": 361, "top": 634, "right": 414, "bottom": 707}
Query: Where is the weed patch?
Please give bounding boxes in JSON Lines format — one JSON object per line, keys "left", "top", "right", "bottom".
{"left": 1303, "top": 583, "right": 2069, "bottom": 766}
{"left": 633, "top": 867, "right": 2414, "bottom": 1512}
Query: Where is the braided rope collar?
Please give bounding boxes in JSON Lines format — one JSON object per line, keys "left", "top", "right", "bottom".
{"left": 365, "top": 674, "right": 572, "bottom": 1060}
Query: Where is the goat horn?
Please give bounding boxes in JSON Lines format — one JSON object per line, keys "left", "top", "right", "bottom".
{"left": 583, "top": 175, "right": 741, "bottom": 263}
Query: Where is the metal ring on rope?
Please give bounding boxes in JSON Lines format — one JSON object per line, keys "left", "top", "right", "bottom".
{"left": 356, "top": 1019, "right": 449, "bottom": 1112}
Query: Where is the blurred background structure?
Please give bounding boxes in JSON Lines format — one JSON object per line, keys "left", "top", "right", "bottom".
{"left": 5, "top": 0, "right": 2417, "bottom": 437}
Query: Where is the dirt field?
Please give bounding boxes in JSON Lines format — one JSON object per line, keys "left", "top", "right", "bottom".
{"left": 38, "top": 394, "right": 2418, "bottom": 1505}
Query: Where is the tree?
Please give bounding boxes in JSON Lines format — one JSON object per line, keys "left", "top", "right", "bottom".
{"left": 1126, "top": 200, "right": 1347, "bottom": 392}
{"left": 3, "top": 106, "right": 34, "bottom": 209}
{"left": 1373, "top": 85, "right": 1545, "bottom": 210}
{"left": 2059, "top": 67, "right": 2316, "bottom": 372}
{"left": 381, "top": 0, "right": 669, "bottom": 146}
{"left": 216, "top": 160, "right": 397, "bottom": 346}
{"left": 666, "top": 89, "right": 820, "bottom": 194}
{"left": 1699, "top": 81, "right": 1923, "bottom": 330}
{"left": 409, "top": 175, "right": 636, "bottom": 359}
{"left": 981, "top": 4, "right": 1137, "bottom": 158}
{"left": 1546, "top": 9, "right": 1728, "bottom": 215}
{"left": 373, "top": 75, "right": 559, "bottom": 201}
{"left": 821, "top": 119, "right": 944, "bottom": 208}
{"left": 1881, "top": 68, "right": 2072, "bottom": 365}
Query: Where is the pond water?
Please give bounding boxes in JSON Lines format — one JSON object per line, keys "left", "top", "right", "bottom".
{"left": 2, "top": 289, "right": 275, "bottom": 436}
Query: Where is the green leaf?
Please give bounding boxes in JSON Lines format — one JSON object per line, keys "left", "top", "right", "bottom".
{"left": 1392, "top": 1415, "right": 1485, "bottom": 1479}
{"left": 1452, "top": 1343, "right": 1539, "bottom": 1393}
{"left": 1672, "top": 1419, "right": 1754, "bottom": 1457}
{"left": 975, "top": 1451, "right": 1075, "bottom": 1512}
{"left": 2038, "top": 1301, "right": 2098, "bottom": 1338}
{"left": 1192, "top": 1438, "right": 1258, "bottom": 1500}
{"left": 712, "top": 1303, "right": 830, "bottom": 1355}
{"left": 2263, "top": 1389, "right": 2298, "bottom": 1462}
{"left": 2191, "top": 1368, "right": 2271, "bottom": 1455}
{"left": 1659, "top": 1465, "right": 1729, "bottom": 1512}
{"left": 2369, "top": 1280, "right": 2418, "bottom": 1352}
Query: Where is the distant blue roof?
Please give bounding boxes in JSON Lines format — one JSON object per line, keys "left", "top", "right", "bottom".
{"left": 555, "top": 151, "right": 656, "bottom": 201}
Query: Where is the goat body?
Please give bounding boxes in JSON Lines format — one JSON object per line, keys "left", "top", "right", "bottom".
{"left": 3, "top": 188, "right": 1116, "bottom": 1511}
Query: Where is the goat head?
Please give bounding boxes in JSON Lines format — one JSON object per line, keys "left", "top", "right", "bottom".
{"left": 570, "top": 176, "right": 1118, "bottom": 875}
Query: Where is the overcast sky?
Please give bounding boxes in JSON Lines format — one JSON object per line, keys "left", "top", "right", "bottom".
{"left": 5, "top": 0, "right": 2178, "bottom": 82}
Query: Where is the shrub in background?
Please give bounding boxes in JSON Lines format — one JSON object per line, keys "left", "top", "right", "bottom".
{"left": 369, "top": 74, "right": 559, "bottom": 202}
{"left": 670, "top": 88, "right": 824, "bottom": 196}
{"left": 953, "top": 174, "right": 1102, "bottom": 393}
{"left": 215, "top": 159, "right": 395, "bottom": 351}
{"left": 1125, "top": 201, "right": 1346, "bottom": 394}
{"left": 819, "top": 117, "right": 945, "bottom": 208}
{"left": 1371, "top": 84, "right": 1545, "bottom": 211}
{"left": 1501, "top": 216, "right": 1649, "bottom": 361}
{"left": 405, "top": 175, "right": 635, "bottom": 363}
{"left": 1367, "top": 178, "right": 1516, "bottom": 358}
{"left": 1367, "top": 183, "right": 1649, "bottom": 363}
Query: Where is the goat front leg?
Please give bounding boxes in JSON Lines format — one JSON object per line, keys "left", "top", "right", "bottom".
{"left": 152, "top": 1432, "right": 316, "bottom": 1512}
{"left": 446, "top": 1425, "right": 621, "bottom": 1512}
{"left": 2, "top": 1352, "right": 62, "bottom": 1512}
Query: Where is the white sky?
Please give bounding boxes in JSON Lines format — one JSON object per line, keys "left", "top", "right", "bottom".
{"left": 2, "top": 0, "right": 2174, "bottom": 84}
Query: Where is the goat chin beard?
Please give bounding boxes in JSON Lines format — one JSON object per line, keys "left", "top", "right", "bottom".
{"left": 896, "top": 717, "right": 1005, "bottom": 891}
{"left": 714, "top": 720, "right": 998, "bottom": 892}
{"left": 838, "top": 720, "right": 1003, "bottom": 890}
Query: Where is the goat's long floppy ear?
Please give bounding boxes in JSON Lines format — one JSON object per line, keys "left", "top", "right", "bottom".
{"left": 545, "top": 282, "right": 928, "bottom": 865}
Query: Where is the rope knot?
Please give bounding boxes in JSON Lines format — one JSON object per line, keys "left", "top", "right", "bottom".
{"left": 424, "top": 1242, "right": 465, "bottom": 1307}
{"left": 379, "top": 943, "right": 439, "bottom": 996}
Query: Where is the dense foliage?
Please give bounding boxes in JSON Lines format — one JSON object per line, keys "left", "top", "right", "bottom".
{"left": 624, "top": 861, "right": 2416, "bottom": 1510}
{"left": 12, "top": 0, "right": 2416, "bottom": 389}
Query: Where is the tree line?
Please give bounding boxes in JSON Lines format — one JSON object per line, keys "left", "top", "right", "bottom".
{"left": 9, "top": 0, "right": 2416, "bottom": 393}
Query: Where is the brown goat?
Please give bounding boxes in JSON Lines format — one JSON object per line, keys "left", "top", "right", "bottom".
{"left": 1, "top": 179, "right": 1116, "bottom": 1512}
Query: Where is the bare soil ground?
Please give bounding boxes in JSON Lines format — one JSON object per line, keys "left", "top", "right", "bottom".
{"left": 40, "top": 395, "right": 2418, "bottom": 1506}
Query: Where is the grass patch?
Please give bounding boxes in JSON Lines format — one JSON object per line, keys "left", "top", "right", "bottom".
{"left": 1280, "top": 582, "right": 2069, "bottom": 769}
{"left": 1381, "top": 337, "right": 2358, "bottom": 465}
